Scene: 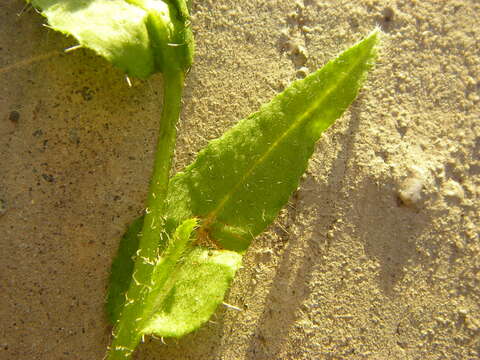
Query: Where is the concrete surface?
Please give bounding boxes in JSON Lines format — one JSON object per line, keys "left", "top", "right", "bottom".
{"left": 1, "top": 1, "right": 479, "bottom": 359}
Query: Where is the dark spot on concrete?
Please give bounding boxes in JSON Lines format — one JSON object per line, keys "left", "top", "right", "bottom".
{"left": 395, "top": 198, "right": 404, "bottom": 210}
{"left": 0, "top": 199, "right": 6, "bottom": 217}
{"left": 9, "top": 111, "right": 20, "bottom": 123}
{"left": 383, "top": 7, "right": 394, "bottom": 22}
{"left": 68, "top": 128, "right": 80, "bottom": 145}
{"left": 41, "top": 174, "right": 55, "bottom": 183}
{"left": 348, "top": 17, "right": 359, "bottom": 30}
{"left": 40, "top": 139, "right": 49, "bottom": 152}
{"left": 379, "top": 7, "right": 395, "bottom": 32}
{"left": 245, "top": 32, "right": 254, "bottom": 43}
{"left": 33, "top": 129, "right": 43, "bottom": 137}
{"left": 77, "top": 86, "right": 94, "bottom": 101}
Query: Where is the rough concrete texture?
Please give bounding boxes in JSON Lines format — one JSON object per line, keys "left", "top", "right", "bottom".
{"left": 1, "top": 0, "right": 479, "bottom": 359}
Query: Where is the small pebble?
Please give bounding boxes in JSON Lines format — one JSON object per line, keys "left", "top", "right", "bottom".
{"left": 441, "top": 179, "right": 464, "bottom": 200}
{"left": 301, "top": 26, "right": 313, "bottom": 33}
{"left": 296, "top": 66, "right": 309, "bottom": 79}
{"left": 41, "top": 174, "right": 55, "bottom": 183}
{"left": 398, "top": 165, "right": 427, "bottom": 206}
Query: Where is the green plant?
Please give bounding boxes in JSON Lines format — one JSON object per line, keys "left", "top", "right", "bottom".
{"left": 28, "top": 1, "right": 380, "bottom": 359}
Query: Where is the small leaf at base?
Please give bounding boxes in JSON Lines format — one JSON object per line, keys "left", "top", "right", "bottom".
{"left": 143, "top": 248, "right": 242, "bottom": 337}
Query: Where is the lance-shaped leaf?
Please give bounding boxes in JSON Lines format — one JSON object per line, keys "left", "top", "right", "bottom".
{"left": 164, "top": 29, "right": 380, "bottom": 252}
{"left": 106, "top": 30, "right": 380, "bottom": 340}
{"left": 29, "top": 0, "right": 194, "bottom": 77}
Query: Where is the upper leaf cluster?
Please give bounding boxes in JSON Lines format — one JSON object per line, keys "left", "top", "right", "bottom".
{"left": 30, "top": 0, "right": 194, "bottom": 77}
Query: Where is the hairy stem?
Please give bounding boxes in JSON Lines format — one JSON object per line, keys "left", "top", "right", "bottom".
{"left": 142, "top": 69, "right": 184, "bottom": 259}
{"left": 107, "top": 69, "right": 184, "bottom": 360}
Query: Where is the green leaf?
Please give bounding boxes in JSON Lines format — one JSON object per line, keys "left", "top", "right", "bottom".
{"left": 106, "top": 217, "right": 143, "bottom": 324}
{"left": 106, "top": 216, "right": 242, "bottom": 338}
{"left": 142, "top": 219, "right": 242, "bottom": 337}
{"left": 140, "top": 218, "right": 242, "bottom": 338}
{"left": 164, "top": 29, "right": 380, "bottom": 252}
{"left": 29, "top": 0, "right": 194, "bottom": 77}
{"left": 143, "top": 247, "right": 242, "bottom": 337}
{"left": 107, "top": 218, "right": 241, "bottom": 358}
{"left": 107, "top": 218, "right": 198, "bottom": 358}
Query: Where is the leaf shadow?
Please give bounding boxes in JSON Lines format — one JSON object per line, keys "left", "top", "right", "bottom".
{"left": 343, "top": 101, "right": 432, "bottom": 297}
{"left": 241, "top": 100, "right": 367, "bottom": 359}
{"left": 243, "top": 226, "right": 326, "bottom": 359}
{"left": 354, "top": 175, "right": 432, "bottom": 296}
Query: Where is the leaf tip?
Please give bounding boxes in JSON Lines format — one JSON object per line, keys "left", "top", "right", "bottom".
{"left": 366, "top": 26, "right": 383, "bottom": 54}
{"left": 350, "top": 27, "right": 382, "bottom": 71}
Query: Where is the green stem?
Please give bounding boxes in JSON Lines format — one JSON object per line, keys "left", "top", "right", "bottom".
{"left": 107, "top": 69, "right": 184, "bottom": 360}
{"left": 142, "top": 69, "right": 184, "bottom": 256}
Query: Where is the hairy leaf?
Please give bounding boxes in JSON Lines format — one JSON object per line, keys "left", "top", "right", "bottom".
{"left": 29, "top": 0, "right": 194, "bottom": 77}
{"left": 164, "top": 29, "right": 380, "bottom": 252}
{"left": 143, "top": 247, "right": 242, "bottom": 337}
{"left": 144, "top": 219, "right": 242, "bottom": 338}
